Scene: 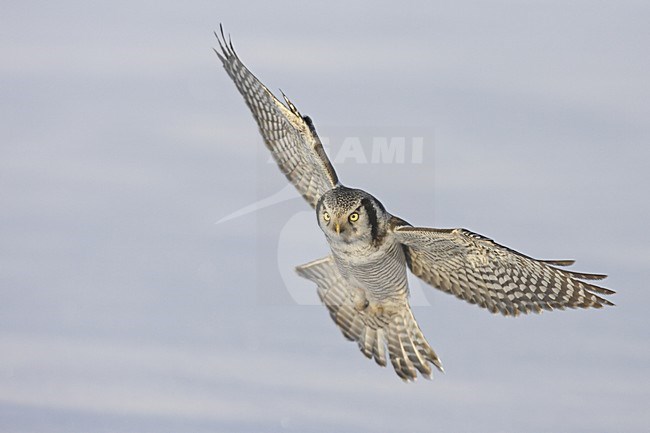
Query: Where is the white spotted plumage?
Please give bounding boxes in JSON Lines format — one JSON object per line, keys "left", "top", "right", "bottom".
{"left": 215, "top": 26, "right": 615, "bottom": 381}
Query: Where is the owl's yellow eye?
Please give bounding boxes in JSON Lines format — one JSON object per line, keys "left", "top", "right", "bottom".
{"left": 323, "top": 212, "right": 330, "bottom": 222}
{"left": 348, "top": 212, "right": 359, "bottom": 222}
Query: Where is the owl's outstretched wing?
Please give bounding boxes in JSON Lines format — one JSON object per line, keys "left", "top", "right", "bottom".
{"left": 392, "top": 224, "right": 615, "bottom": 316}
{"left": 296, "top": 256, "right": 443, "bottom": 381}
{"left": 215, "top": 26, "right": 338, "bottom": 208}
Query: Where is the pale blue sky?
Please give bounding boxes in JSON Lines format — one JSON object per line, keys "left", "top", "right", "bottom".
{"left": 1, "top": 1, "right": 649, "bottom": 432}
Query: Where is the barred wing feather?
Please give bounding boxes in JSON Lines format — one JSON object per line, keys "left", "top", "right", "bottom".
{"left": 215, "top": 26, "right": 338, "bottom": 208}
{"left": 393, "top": 226, "right": 615, "bottom": 316}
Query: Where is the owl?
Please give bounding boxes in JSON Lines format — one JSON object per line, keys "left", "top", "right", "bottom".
{"left": 214, "top": 27, "right": 615, "bottom": 381}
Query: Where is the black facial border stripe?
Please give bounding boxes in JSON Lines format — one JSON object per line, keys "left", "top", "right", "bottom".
{"left": 361, "top": 197, "right": 379, "bottom": 242}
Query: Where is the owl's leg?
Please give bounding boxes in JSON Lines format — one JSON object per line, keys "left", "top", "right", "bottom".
{"left": 351, "top": 287, "right": 370, "bottom": 311}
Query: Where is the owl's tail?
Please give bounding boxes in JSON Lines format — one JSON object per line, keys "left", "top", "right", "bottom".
{"left": 386, "top": 307, "right": 444, "bottom": 380}
{"left": 297, "top": 256, "right": 443, "bottom": 381}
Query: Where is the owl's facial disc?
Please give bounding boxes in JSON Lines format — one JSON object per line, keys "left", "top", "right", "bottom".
{"left": 318, "top": 204, "right": 366, "bottom": 242}
{"left": 316, "top": 187, "right": 383, "bottom": 244}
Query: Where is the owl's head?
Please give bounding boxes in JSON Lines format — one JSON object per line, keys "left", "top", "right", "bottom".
{"left": 316, "top": 186, "right": 386, "bottom": 244}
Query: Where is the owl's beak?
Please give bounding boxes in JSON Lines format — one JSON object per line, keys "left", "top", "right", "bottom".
{"left": 335, "top": 223, "right": 341, "bottom": 234}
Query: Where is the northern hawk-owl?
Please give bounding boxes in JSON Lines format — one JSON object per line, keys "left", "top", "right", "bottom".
{"left": 214, "top": 27, "right": 615, "bottom": 381}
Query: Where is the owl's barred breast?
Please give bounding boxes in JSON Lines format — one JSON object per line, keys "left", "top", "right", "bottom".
{"left": 329, "top": 231, "right": 409, "bottom": 303}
